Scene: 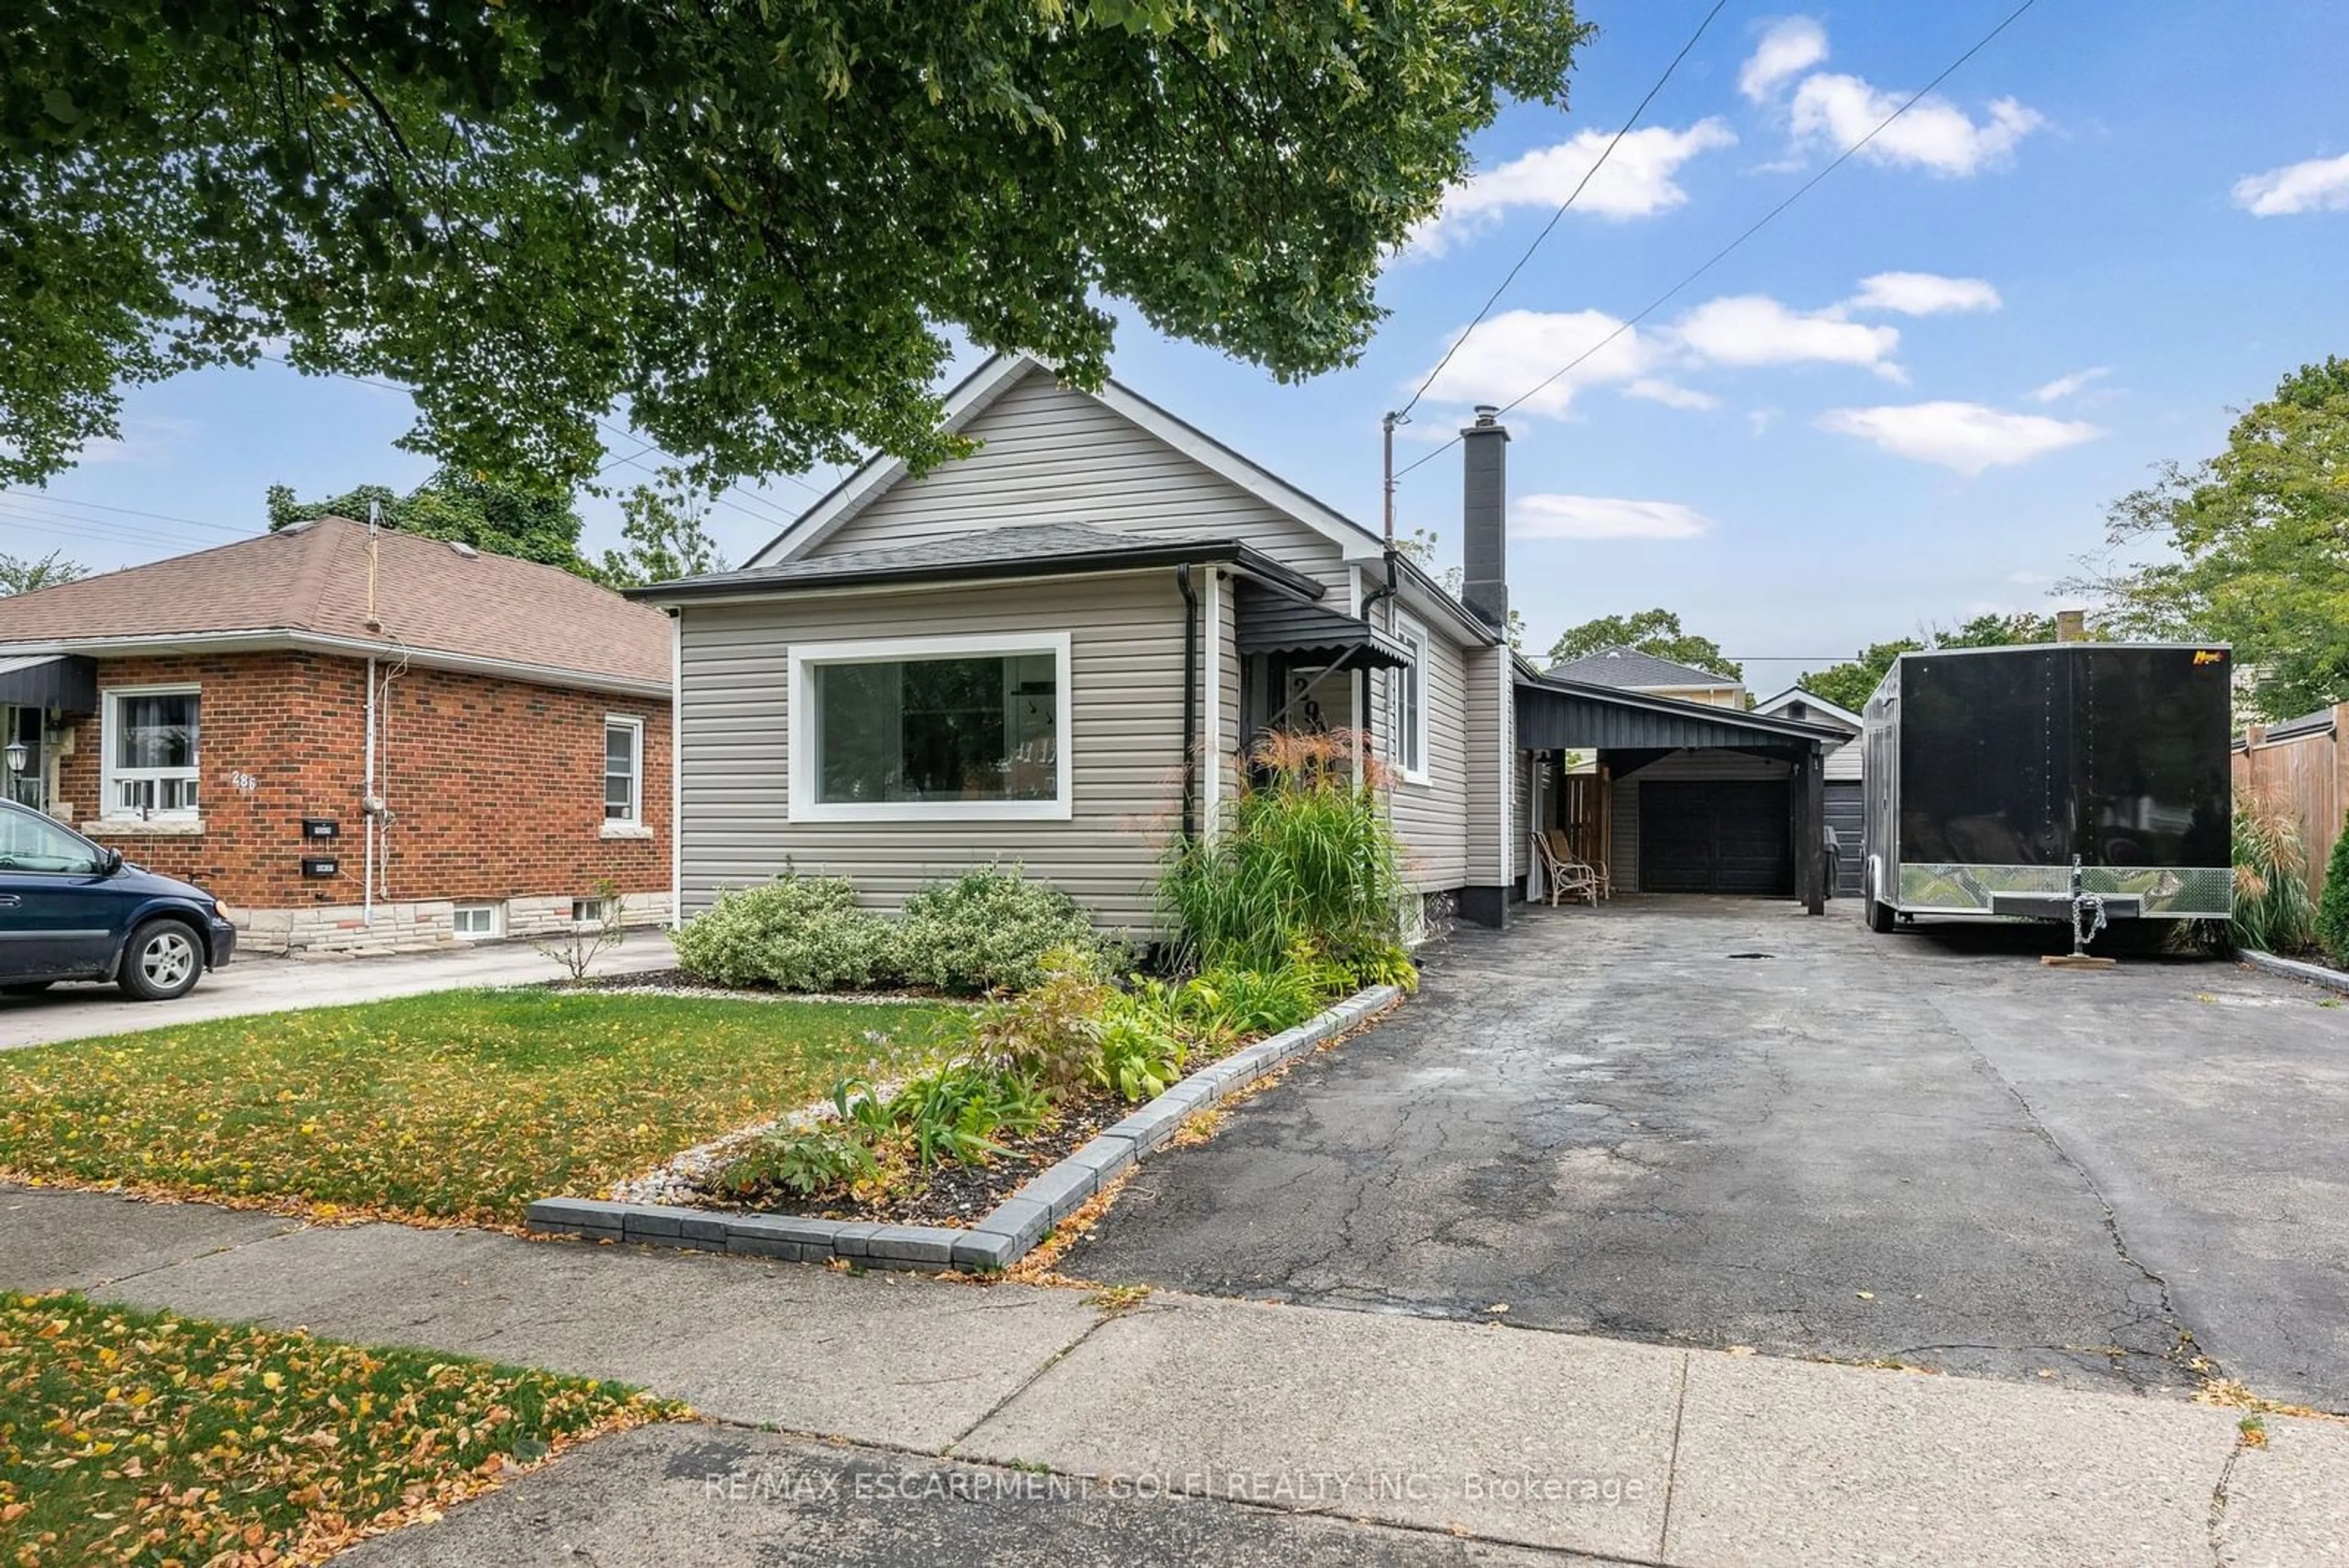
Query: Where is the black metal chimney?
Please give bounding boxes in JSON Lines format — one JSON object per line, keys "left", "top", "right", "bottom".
{"left": 1460, "top": 404, "right": 1509, "bottom": 633}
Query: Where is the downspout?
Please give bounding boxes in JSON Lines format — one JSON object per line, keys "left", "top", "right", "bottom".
{"left": 362, "top": 656, "right": 377, "bottom": 925}
{"left": 1177, "top": 565, "right": 1200, "bottom": 842}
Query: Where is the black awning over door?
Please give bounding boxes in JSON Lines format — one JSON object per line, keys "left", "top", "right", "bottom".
{"left": 1233, "top": 581, "right": 1413, "bottom": 671}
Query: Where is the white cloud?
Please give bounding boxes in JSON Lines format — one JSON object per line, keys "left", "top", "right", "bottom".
{"left": 75, "top": 417, "right": 199, "bottom": 466}
{"left": 1513, "top": 494, "right": 1714, "bottom": 541}
{"left": 1627, "top": 377, "right": 1720, "bottom": 411}
{"left": 1843, "top": 271, "right": 2002, "bottom": 315}
{"left": 2007, "top": 570, "right": 2052, "bottom": 587}
{"left": 1816, "top": 401, "right": 2101, "bottom": 475}
{"left": 1746, "top": 409, "right": 1779, "bottom": 436}
{"left": 1675, "top": 294, "right": 1902, "bottom": 376}
{"left": 2232, "top": 152, "right": 2349, "bottom": 216}
{"left": 1790, "top": 73, "right": 2042, "bottom": 176}
{"left": 2030, "top": 366, "right": 2109, "bottom": 403}
{"left": 1411, "top": 308, "right": 1659, "bottom": 418}
{"left": 1415, "top": 120, "right": 1737, "bottom": 254}
{"left": 1740, "top": 17, "right": 1829, "bottom": 102}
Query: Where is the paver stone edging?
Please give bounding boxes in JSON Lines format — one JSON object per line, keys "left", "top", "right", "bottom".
{"left": 2236, "top": 948, "right": 2349, "bottom": 995}
{"left": 525, "top": 983, "right": 1403, "bottom": 1272}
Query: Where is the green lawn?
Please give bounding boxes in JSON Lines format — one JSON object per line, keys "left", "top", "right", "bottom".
{"left": 0, "top": 1290, "right": 681, "bottom": 1567}
{"left": 0, "top": 989, "right": 964, "bottom": 1225}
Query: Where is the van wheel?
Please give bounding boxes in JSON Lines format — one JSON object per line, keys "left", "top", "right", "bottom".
{"left": 1864, "top": 896, "right": 1897, "bottom": 934}
{"left": 119, "top": 920, "right": 204, "bottom": 1001}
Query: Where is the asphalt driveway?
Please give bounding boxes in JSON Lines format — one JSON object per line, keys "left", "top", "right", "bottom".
{"left": 1066, "top": 899, "right": 2349, "bottom": 1410}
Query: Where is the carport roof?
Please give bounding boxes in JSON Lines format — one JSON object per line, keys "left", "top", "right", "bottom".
{"left": 1515, "top": 672, "right": 1850, "bottom": 753}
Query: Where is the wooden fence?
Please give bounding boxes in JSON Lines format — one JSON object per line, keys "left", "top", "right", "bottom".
{"left": 2235, "top": 704, "right": 2348, "bottom": 897}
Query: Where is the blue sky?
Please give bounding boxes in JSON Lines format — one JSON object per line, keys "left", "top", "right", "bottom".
{"left": 9, "top": 1, "right": 2347, "bottom": 696}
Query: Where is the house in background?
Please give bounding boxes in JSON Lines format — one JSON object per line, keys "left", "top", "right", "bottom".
{"left": 1753, "top": 686, "right": 1866, "bottom": 897}
{"left": 641, "top": 354, "right": 1842, "bottom": 931}
{"left": 1548, "top": 646, "right": 1748, "bottom": 708}
{"left": 0, "top": 518, "right": 674, "bottom": 953}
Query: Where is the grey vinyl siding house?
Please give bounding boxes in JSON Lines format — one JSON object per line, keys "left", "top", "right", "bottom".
{"left": 639, "top": 355, "right": 1518, "bottom": 932}
{"left": 639, "top": 354, "right": 1841, "bottom": 933}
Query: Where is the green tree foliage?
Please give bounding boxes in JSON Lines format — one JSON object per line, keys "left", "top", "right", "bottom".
{"left": 596, "top": 481, "right": 725, "bottom": 590}
{"left": 1797, "top": 640, "right": 1923, "bottom": 713}
{"left": 0, "top": 549, "right": 87, "bottom": 595}
{"left": 1546, "top": 609, "right": 1740, "bottom": 681}
{"left": 266, "top": 470, "right": 594, "bottom": 574}
{"left": 5, "top": 1, "right": 1588, "bottom": 489}
{"left": 2318, "top": 814, "right": 2349, "bottom": 966}
{"left": 1797, "top": 614, "right": 2073, "bottom": 712}
{"left": 2077, "top": 357, "right": 2349, "bottom": 721}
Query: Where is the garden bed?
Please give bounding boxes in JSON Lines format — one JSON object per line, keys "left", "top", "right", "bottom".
{"left": 527, "top": 983, "right": 1405, "bottom": 1272}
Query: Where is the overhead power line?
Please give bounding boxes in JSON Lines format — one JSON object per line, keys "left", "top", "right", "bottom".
{"left": 1398, "top": 0, "right": 1732, "bottom": 423}
{"left": 1397, "top": 0, "right": 2041, "bottom": 482}
{"left": 3, "top": 487, "right": 259, "bottom": 538}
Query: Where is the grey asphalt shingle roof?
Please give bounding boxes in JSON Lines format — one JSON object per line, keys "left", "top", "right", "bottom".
{"left": 633, "top": 521, "right": 1325, "bottom": 600}
{"left": 1546, "top": 644, "right": 1741, "bottom": 690}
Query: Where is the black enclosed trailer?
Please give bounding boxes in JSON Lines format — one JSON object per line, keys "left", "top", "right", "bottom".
{"left": 1859, "top": 644, "right": 2233, "bottom": 942}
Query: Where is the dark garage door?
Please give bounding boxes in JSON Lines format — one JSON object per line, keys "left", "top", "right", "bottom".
{"left": 1640, "top": 781, "right": 1792, "bottom": 895}
{"left": 1825, "top": 781, "right": 1865, "bottom": 899}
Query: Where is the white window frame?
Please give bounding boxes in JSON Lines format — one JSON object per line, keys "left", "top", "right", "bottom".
{"left": 787, "top": 630, "right": 1074, "bottom": 823}
{"left": 451, "top": 902, "right": 504, "bottom": 940}
{"left": 1388, "top": 615, "right": 1430, "bottom": 786}
{"left": 100, "top": 683, "right": 203, "bottom": 819}
{"left": 603, "top": 714, "right": 645, "bottom": 825}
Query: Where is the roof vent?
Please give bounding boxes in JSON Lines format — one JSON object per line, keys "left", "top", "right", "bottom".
{"left": 447, "top": 540, "right": 480, "bottom": 559}
{"left": 281, "top": 519, "right": 314, "bottom": 535}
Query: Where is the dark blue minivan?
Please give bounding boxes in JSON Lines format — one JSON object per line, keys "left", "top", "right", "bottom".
{"left": 0, "top": 800, "right": 237, "bottom": 1001}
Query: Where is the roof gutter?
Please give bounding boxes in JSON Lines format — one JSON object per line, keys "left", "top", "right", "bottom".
{"left": 629, "top": 540, "right": 1326, "bottom": 607}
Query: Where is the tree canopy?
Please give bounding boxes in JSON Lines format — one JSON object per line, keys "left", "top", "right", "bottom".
{"left": 0, "top": 549, "right": 87, "bottom": 595}
{"left": 2077, "top": 357, "right": 2349, "bottom": 721}
{"left": 1796, "top": 612, "right": 2071, "bottom": 713}
{"left": 267, "top": 471, "right": 596, "bottom": 574}
{"left": 266, "top": 469, "right": 725, "bottom": 587}
{"left": 6, "top": 1, "right": 1587, "bottom": 491}
{"left": 1546, "top": 609, "right": 1740, "bottom": 680}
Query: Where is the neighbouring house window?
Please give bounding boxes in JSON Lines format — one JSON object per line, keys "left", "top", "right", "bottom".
{"left": 789, "top": 633, "right": 1072, "bottom": 822}
{"left": 1388, "top": 616, "right": 1428, "bottom": 784}
{"left": 451, "top": 903, "right": 502, "bottom": 939}
{"left": 102, "top": 686, "right": 201, "bottom": 817}
{"left": 604, "top": 716, "right": 644, "bottom": 823}
{"left": 571, "top": 897, "right": 608, "bottom": 924}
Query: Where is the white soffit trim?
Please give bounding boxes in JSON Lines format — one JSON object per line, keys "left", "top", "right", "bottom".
{"left": 751, "top": 353, "right": 1388, "bottom": 570}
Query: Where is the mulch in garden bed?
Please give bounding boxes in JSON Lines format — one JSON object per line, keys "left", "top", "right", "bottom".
{"left": 557, "top": 968, "right": 967, "bottom": 1005}
{"left": 694, "top": 1083, "right": 1136, "bottom": 1229}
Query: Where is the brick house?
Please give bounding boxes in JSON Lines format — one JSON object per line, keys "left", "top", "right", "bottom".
{"left": 0, "top": 516, "right": 674, "bottom": 953}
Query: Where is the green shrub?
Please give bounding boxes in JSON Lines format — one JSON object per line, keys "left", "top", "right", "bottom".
{"left": 967, "top": 944, "right": 1112, "bottom": 1087}
{"left": 1091, "top": 996, "right": 1187, "bottom": 1102}
{"left": 674, "top": 875, "right": 900, "bottom": 991}
{"left": 1181, "top": 964, "right": 1325, "bottom": 1038}
{"left": 2317, "top": 811, "right": 2349, "bottom": 965}
{"left": 709, "top": 1126, "right": 877, "bottom": 1202}
{"left": 897, "top": 866, "right": 1099, "bottom": 993}
{"left": 1159, "top": 730, "right": 1408, "bottom": 974}
{"left": 834, "top": 1060, "right": 1053, "bottom": 1169}
{"left": 2230, "top": 792, "right": 2318, "bottom": 955}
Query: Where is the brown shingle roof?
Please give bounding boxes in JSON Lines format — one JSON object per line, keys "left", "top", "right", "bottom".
{"left": 0, "top": 517, "right": 669, "bottom": 691}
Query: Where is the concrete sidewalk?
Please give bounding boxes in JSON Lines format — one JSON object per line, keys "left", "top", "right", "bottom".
{"left": 7, "top": 1185, "right": 2343, "bottom": 1567}
{"left": 0, "top": 931, "right": 678, "bottom": 1050}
